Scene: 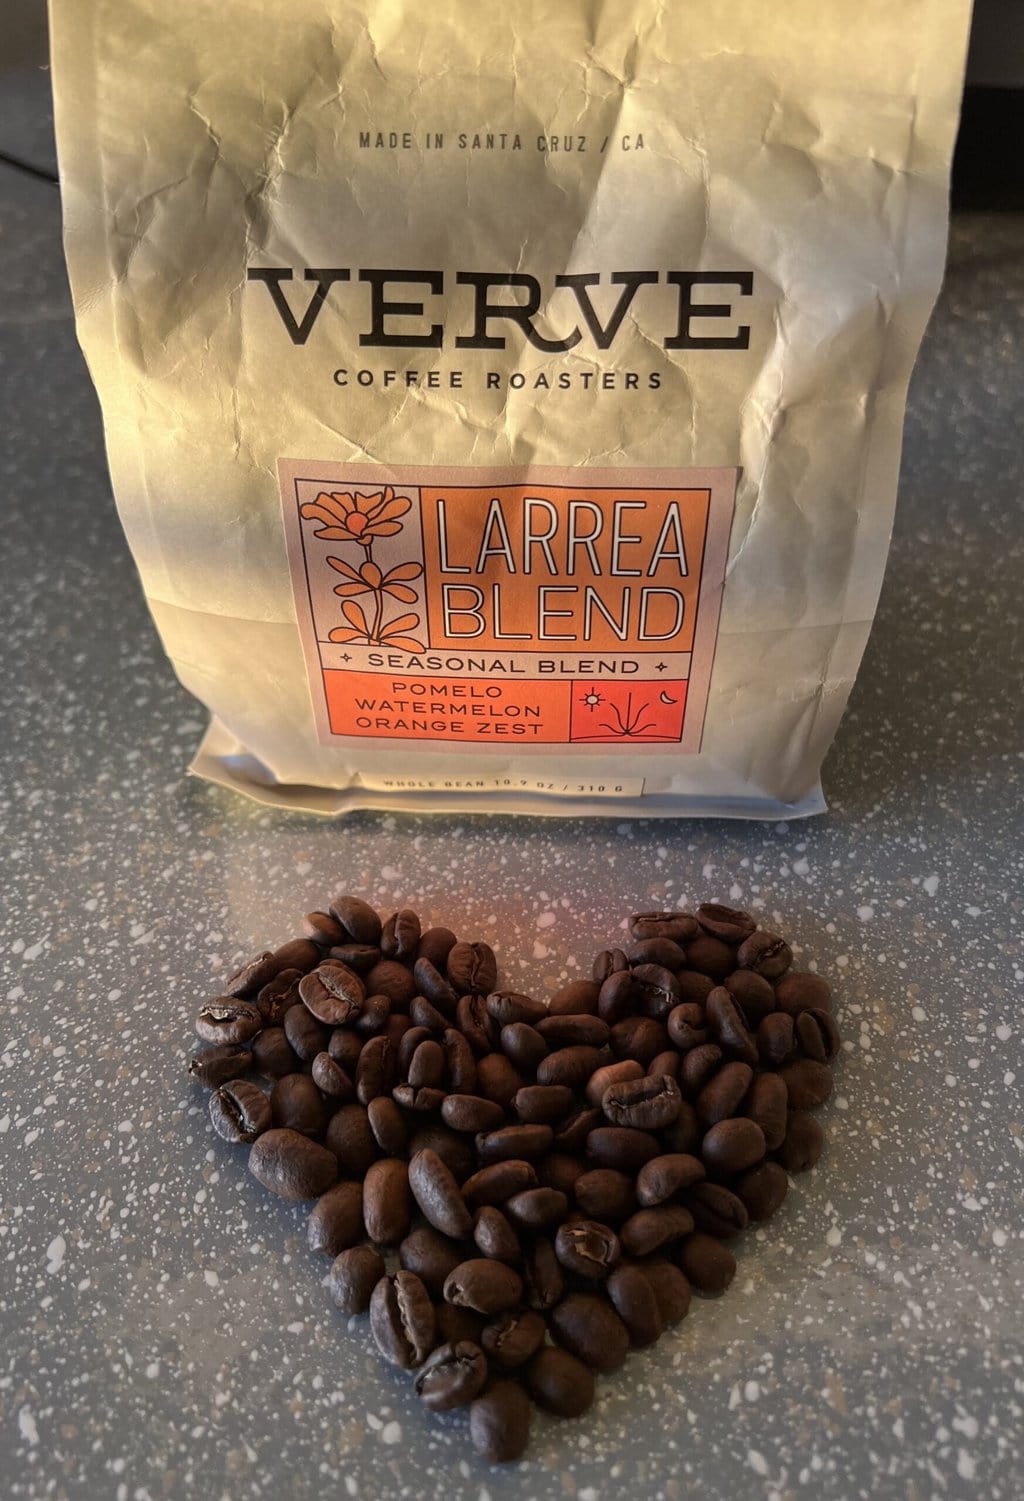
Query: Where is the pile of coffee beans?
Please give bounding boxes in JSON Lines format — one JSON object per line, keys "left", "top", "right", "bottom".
{"left": 187, "top": 898, "right": 839, "bottom": 1462}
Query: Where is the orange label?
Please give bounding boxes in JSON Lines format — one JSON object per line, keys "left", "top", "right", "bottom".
{"left": 279, "top": 461, "right": 736, "bottom": 754}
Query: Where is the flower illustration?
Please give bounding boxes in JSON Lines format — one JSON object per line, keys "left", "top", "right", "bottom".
{"left": 328, "top": 607, "right": 425, "bottom": 653}
{"left": 300, "top": 486, "right": 411, "bottom": 544}
{"left": 327, "top": 557, "right": 423, "bottom": 604}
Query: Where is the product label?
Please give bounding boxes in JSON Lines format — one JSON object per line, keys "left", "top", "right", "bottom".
{"left": 279, "top": 461, "right": 736, "bottom": 754}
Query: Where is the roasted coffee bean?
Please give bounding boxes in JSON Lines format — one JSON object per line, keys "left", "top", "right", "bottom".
{"left": 586, "top": 1126, "right": 660, "bottom": 1173}
{"left": 552, "top": 1107, "right": 602, "bottom": 1154}
{"left": 737, "top": 929, "right": 792, "bottom": 979}
{"left": 224, "top": 951, "right": 280, "bottom": 998}
{"left": 678, "top": 1232, "right": 737, "bottom": 1293}
{"left": 272, "top": 938, "right": 322, "bottom": 973}
{"left": 742, "top": 1073, "right": 788, "bottom": 1150}
{"left": 696, "top": 902, "right": 756, "bottom": 944}
{"left": 408, "top": 1123, "right": 475, "bottom": 1183}
{"left": 415, "top": 1340, "right": 488, "bottom": 1412}
{"left": 630, "top": 962, "right": 682, "bottom": 1019}
{"left": 647, "top": 1050, "right": 681, "bottom": 1081}
{"left": 473, "top": 1205, "right": 521, "bottom": 1262}
{"left": 554, "top": 1218, "right": 621, "bottom": 1278}
{"left": 188, "top": 1044, "right": 253, "bottom": 1088}
{"left": 538, "top": 1152, "right": 587, "bottom": 1197}
{"left": 365, "top": 960, "right": 417, "bottom": 1007}
{"left": 195, "top": 999, "right": 261, "bottom": 1046}
{"left": 418, "top": 925, "right": 458, "bottom": 970}
{"left": 537, "top": 1045, "right": 604, "bottom": 1089}
{"left": 311, "top": 1051, "right": 353, "bottom": 1099}
{"left": 514, "top": 1084, "right": 574, "bottom": 1124}
{"left": 660, "top": 1099, "right": 700, "bottom": 1154}
{"left": 547, "top": 979, "right": 601, "bottom": 1016}
{"left": 327, "top": 942, "right": 382, "bottom": 974}
{"left": 667, "top": 1003, "right": 709, "bottom": 1053}
{"left": 695, "top": 1061, "right": 754, "bottom": 1125}
{"left": 209, "top": 1080, "right": 271, "bottom": 1143}
{"left": 625, "top": 936, "right": 688, "bottom": 970}
{"left": 723, "top": 968, "right": 777, "bottom": 1025}
{"left": 775, "top": 1109, "right": 825, "bottom": 1171}
{"left": 409, "top": 994, "right": 449, "bottom": 1034}
{"left": 476, "top": 1124, "right": 553, "bottom": 1164}
{"left": 354, "top": 993, "right": 391, "bottom": 1036}
{"left": 636, "top": 1152, "right": 706, "bottom": 1206}
{"left": 412, "top": 957, "right": 458, "bottom": 1013}
{"left": 308, "top": 1180, "right": 364, "bottom": 1256}
{"left": 298, "top": 962, "right": 366, "bottom": 1026}
{"left": 447, "top": 941, "right": 498, "bottom": 997}
{"left": 536, "top": 1014, "right": 609, "bottom": 1049}
{"left": 505, "top": 1187, "right": 568, "bottom": 1231}
{"left": 328, "top": 1027, "right": 363, "bottom": 1073}
{"left": 684, "top": 934, "right": 735, "bottom": 981}
{"left": 444, "top": 1258, "right": 523, "bottom": 1314}
{"left": 735, "top": 1160, "right": 789, "bottom": 1221}
{"left": 774, "top": 970, "right": 832, "bottom": 1014}
{"left": 685, "top": 1181, "right": 749, "bottom": 1239}
{"left": 523, "top": 1236, "right": 564, "bottom": 1310}
{"left": 408, "top": 1147, "right": 475, "bottom": 1238}
{"left": 796, "top": 1008, "right": 841, "bottom": 1062}
{"left": 609, "top": 1016, "right": 667, "bottom": 1066}
{"left": 639, "top": 1258, "right": 692, "bottom": 1324}
{"left": 380, "top": 908, "right": 421, "bottom": 962}
{"left": 550, "top": 1293, "right": 629, "bottom": 1373}
{"left": 303, "top": 910, "right": 347, "bottom": 946}
{"left": 462, "top": 1159, "right": 537, "bottom": 1207}
{"left": 499, "top": 1022, "right": 548, "bottom": 1073}
{"left": 705, "top": 987, "right": 758, "bottom": 1065}
{"left": 574, "top": 1168, "right": 636, "bottom": 1222}
{"left": 256, "top": 968, "right": 302, "bottom": 1026}
{"left": 592, "top": 947, "right": 629, "bottom": 983}
{"left": 249, "top": 1128, "right": 337, "bottom": 1202}
{"left": 328, "top": 894, "right": 383, "bottom": 946}
{"left": 456, "top": 994, "right": 498, "bottom": 1055}
{"left": 399, "top": 1226, "right": 467, "bottom": 1297}
{"left": 482, "top": 1309, "right": 547, "bottom": 1369}
{"left": 369, "top": 1270, "right": 435, "bottom": 1368}
{"left": 270, "top": 1074, "right": 327, "bottom": 1138}
{"left": 602, "top": 1074, "right": 682, "bottom": 1131}
{"left": 702, "top": 1117, "right": 766, "bottom": 1175}
{"left": 363, "top": 1158, "right": 412, "bottom": 1244}
{"left": 598, "top": 969, "right": 636, "bottom": 1025}
{"left": 607, "top": 1264, "right": 663, "bottom": 1346}
{"left": 407, "top": 1039, "right": 445, "bottom": 1089}
{"left": 486, "top": 991, "right": 547, "bottom": 1027}
{"left": 629, "top": 911, "right": 699, "bottom": 944}
{"left": 283, "top": 1003, "right": 329, "bottom": 1063}
{"left": 586, "top": 1059, "right": 645, "bottom": 1108}
{"left": 525, "top": 1347, "right": 596, "bottom": 1416}
{"left": 476, "top": 1053, "right": 524, "bottom": 1110}
{"left": 442, "top": 1094, "right": 505, "bottom": 1133}
{"left": 435, "top": 1303, "right": 488, "bottom": 1346}
{"left": 620, "top": 1204, "right": 694, "bottom": 1256}
{"left": 329, "top": 1244, "right": 384, "bottom": 1313}
{"left": 355, "top": 1035, "right": 394, "bottom": 1104}
{"left": 469, "top": 1380, "right": 531, "bottom": 1463}
{"left": 367, "top": 1095, "right": 407, "bottom": 1155}
{"left": 442, "top": 1027, "right": 478, "bottom": 1092}
{"left": 384, "top": 1010, "right": 412, "bottom": 1047}
{"left": 677, "top": 971, "right": 717, "bottom": 1007}
{"left": 326, "top": 1103, "right": 380, "bottom": 1177}
{"left": 758, "top": 1011, "right": 796, "bottom": 1067}
{"left": 390, "top": 1085, "right": 446, "bottom": 1116}
{"left": 779, "top": 1058, "right": 833, "bottom": 1109}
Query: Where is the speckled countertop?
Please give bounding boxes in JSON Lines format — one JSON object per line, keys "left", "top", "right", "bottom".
{"left": 2, "top": 112, "right": 1023, "bottom": 1498}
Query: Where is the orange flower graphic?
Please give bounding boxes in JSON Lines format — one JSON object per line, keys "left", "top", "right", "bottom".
{"left": 329, "top": 606, "right": 425, "bottom": 654}
{"left": 327, "top": 557, "right": 423, "bottom": 604}
{"left": 300, "top": 486, "right": 411, "bottom": 544}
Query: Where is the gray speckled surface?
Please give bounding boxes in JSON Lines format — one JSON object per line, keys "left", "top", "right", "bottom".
{"left": 2, "top": 146, "right": 1023, "bottom": 1499}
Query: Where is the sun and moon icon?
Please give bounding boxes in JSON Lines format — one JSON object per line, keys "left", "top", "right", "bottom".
{"left": 573, "top": 684, "right": 685, "bottom": 741}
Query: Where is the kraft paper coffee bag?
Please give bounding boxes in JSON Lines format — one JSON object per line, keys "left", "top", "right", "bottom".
{"left": 50, "top": 1, "right": 971, "bottom": 816}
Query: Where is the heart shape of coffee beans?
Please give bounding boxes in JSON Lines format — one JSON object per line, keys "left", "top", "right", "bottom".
{"left": 188, "top": 897, "right": 839, "bottom": 1462}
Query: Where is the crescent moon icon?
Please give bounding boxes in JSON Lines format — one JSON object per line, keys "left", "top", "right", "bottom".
{"left": 659, "top": 691, "right": 677, "bottom": 705}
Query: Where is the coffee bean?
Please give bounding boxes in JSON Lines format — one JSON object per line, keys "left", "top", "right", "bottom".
{"left": 369, "top": 1270, "right": 435, "bottom": 1368}
{"left": 778, "top": 1058, "right": 833, "bottom": 1109}
{"left": 554, "top": 1218, "right": 621, "bottom": 1279}
{"left": 409, "top": 1148, "right": 474, "bottom": 1238}
{"left": 380, "top": 908, "right": 421, "bottom": 962}
{"left": 536, "top": 1014, "right": 609, "bottom": 1049}
{"left": 538, "top": 1153, "right": 586, "bottom": 1197}
{"left": 573, "top": 1168, "right": 637, "bottom": 1222}
{"left": 694, "top": 902, "right": 755, "bottom": 943}
{"left": 209, "top": 1080, "right": 271, "bottom": 1143}
{"left": 435, "top": 1303, "right": 488, "bottom": 1346}
{"left": 415, "top": 1340, "right": 488, "bottom": 1412}
{"left": 774, "top": 971, "right": 832, "bottom": 1014}
{"left": 795, "top": 1008, "right": 841, "bottom": 1062}
{"left": 696, "top": 1061, "right": 754, "bottom": 1125}
{"left": 393, "top": 1084, "right": 447, "bottom": 1115}
{"left": 399, "top": 1226, "right": 468, "bottom": 1297}
{"left": 303, "top": 910, "right": 346, "bottom": 946}
{"left": 701, "top": 1117, "right": 766, "bottom": 1175}
{"left": 682, "top": 1045, "right": 724, "bottom": 1104}
{"left": 636, "top": 1153, "right": 706, "bottom": 1206}
{"left": 685, "top": 1181, "right": 749, "bottom": 1239}
{"left": 629, "top": 912, "right": 699, "bottom": 944}
{"left": 592, "top": 947, "right": 629, "bottom": 982}
{"left": 407, "top": 1038, "right": 445, "bottom": 1089}
{"left": 684, "top": 934, "right": 735, "bottom": 981}
{"left": 256, "top": 969, "right": 302, "bottom": 1026}
{"left": 354, "top": 993, "right": 391, "bottom": 1036}
{"left": 625, "top": 937, "right": 688, "bottom": 970}
{"left": 473, "top": 1205, "right": 521, "bottom": 1262}
{"left": 500, "top": 1022, "right": 548, "bottom": 1073}
{"left": 630, "top": 963, "right": 682, "bottom": 1019}
{"left": 366, "top": 1095, "right": 407, "bottom": 1156}
{"left": 667, "top": 1003, "right": 709, "bottom": 1053}
{"left": 476, "top": 1124, "right": 553, "bottom": 1163}
{"left": 412, "top": 957, "right": 458, "bottom": 1013}
{"left": 444, "top": 1259, "right": 523, "bottom": 1314}
{"left": 365, "top": 960, "right": 417, "bottom": 1007}
{"left": 297, "top": 962, "right": 364, "bottom": 1027}
{"left": 550, "top": 1293, "right": 630, "bottom": 1372}
{"left": 326, "top": 1103, "right": 380, "bottom": 1176}
{"left": 456, "top": 994, "right": 498, "bottom": 1055}
{"left": 476, "top": 1053, "right": 523, "bottom": 1110}
{"left": 547, "top": 978, "right": 601, "bottom": 1016}
{"left": 585, "top": 1059, "right": 645, "bottom": 1108}
{"left": 408, "top": 1123, "right": 475, "bottom": 1183}
{"left": 268, "top": 1073, "right": 325, "bottom": 1138}
{"left": 619, "top": 1205, "right": 694, "bottom": 1257}
{"left": 355, "top": 1035, "right": 394, "bottom": 1104}
{"left": 417, "top": 925, "right": 458, "bottom": 971}
{"left": 513, "top": 1084, "right": 574, "bottom": 1125}
{"left": 310, "top": 1051, "right": 353, "bottom": 1099}
{"left": 775, "top": 1109, "right": 825, "bottom": 1171}
{"left": 649, "top": 1054, "right": 680, "bottom": 1090}
{"left": 224, "top": 951, "right": 280, "bottom": 998}
{"left": 586, "top": 1126, "right": 660, "bottom": 1173}
{"left": 283, "top": 1003, "right": 329, "bottom": 1063}
{"left": 385, "top": 1014, "right": 412, "bottom": 1055}
{"left": 525, "top": 1347, "right": 596, "bottom": 1417}
{"left": 447, "top": 941, "right": 498, "bottom": 997}
{"left": 659, "top": 1100, "right": 700, "bottom": 1154}
{"left": 757, "top": 1011, "right": 795, "bottom": 1067}
{"left": 523, "top": 1236, "right": 564, "bottom": 1310}
{"left": 462, "top": 1159, "right": 538, "bottom": 1207}
{"left": 610, "top": 1015, "right": 669, "bottom": 1067}
{"left": 602, "top": 1074, "right": 682, "bottom": 1131}
{"left": 482, "top": 1309, "right": 546, "bottom": 1369}
{"left": 723, "top": 968, "right": 776, "bottom": 1025}
{"left": 597, "top": 969, "right": 636, "bottom": 1025}
{"left": 469, "top": 1380, "right": 531, "bottom": 1462}
{"left": 442, "top": 1027, "right": 479, "bottom": 1094}
{"left": 328, "top": 1028, "right": 363, "bottom": 1073}
{"left": 330, "top": 1244, "right": 384, "bottom": 1313}
{"left": 639, "top": 1259, "right": 692, "bottom": 1324}
{"left": 486, "top": 991, "right": 547, "bottom": 1027}
{"left": 505, "top": 1187, "right": 569, "bottom": 1231}
{"left": 408, "top": 994, "right": 452, "bottom": 1034}
{"left": 328, "top": 894, "right": 383, "bottom": 946}
{"left": 705, "top": 987, "right": 758, "bottom": 1065}
{"left": 736, "top": 929, "right": 792, "bottom": 979}
{"left": 363, "top": 1158, "right": 412, "bottom": 1244}
{"left": 552, "top": 1107, "right": 602, "bottom": 1154}
{"left": 307, "top": 1180, "right": 364, "bottom": 1256}
{"left": 536, "top": 1046, "right": 603, "bottom": 1090}
{"left": 676, "top": 970, "right": 717, "bottom": 1004}
{"left": 606, "top": 1264, "right": 663, "bottom": 1346}
{"left": 195, "top": 999, "right": 261, "bottom": 1046}
{"left": 678, "top": 1232, "right": 737, "bottom": 1293}
{"left": 735, "top": 1160, "right": 789, "bottom": 1220}
{"left": 188, "top": 1044, "right": 253, "bottom": 1088}
{"left": 442, "top": 1094, "right": 506, "bottom": 1133}
{"left": 249, "top": 1129, "right": 337, "bottom": 1201}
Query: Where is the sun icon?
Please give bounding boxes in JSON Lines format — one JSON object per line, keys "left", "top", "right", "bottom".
{"left": 579, "top": 690, "right": 605, "bottom": 710}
